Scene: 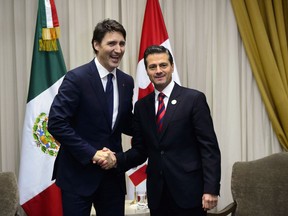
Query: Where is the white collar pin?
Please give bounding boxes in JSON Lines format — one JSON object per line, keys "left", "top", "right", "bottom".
{"left": 171, "top": 99, "right": 177, "bottom": 105}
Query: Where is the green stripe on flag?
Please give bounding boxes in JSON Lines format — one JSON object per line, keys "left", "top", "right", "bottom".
{"left": 27, "top": 1, "right": 66, "bottom": 102}
{"left": 39, "top": 0, "right": 47, "bottom": 29}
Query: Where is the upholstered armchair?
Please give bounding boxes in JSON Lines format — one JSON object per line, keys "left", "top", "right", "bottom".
{"left": 0, "top": 172, "right": 20, "bottom": 216}
{"left": 208, "top": 152, "right": 288, "bottom": 216}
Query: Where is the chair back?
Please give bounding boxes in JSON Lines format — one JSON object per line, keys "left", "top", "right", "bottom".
{"left": 0, "top": 172, "right": 19, "bottom": 216}
{"left": 231, "top": 152, "right": 288, "bottom": 216}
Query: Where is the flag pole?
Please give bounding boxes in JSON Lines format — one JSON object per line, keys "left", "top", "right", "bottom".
{"left": 130, "top": 186, "right": 138, "bottom": 205}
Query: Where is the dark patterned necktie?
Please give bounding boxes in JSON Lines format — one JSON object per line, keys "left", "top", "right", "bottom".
{"left": 156, "top": 92, "right": 166, "bottom": 133}
{"left": 106, "top": 73, "right": 114, "bottom": 128}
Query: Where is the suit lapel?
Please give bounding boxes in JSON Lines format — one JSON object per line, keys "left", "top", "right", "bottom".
{"left": 87, "top": 60, "right": 111, "bottom": 128}
{"left": 145, "top": 92, "right": 159, "bottom": 142}
{"left": 158, "top": 83, "right": 182, "bottom": 141}
{"left": 113, "top": 69, "right": 123, "bottom": 132}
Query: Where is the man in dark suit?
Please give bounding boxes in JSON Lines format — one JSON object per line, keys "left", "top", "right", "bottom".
{"left": 48, "top": 19, "right": 133, "bottom": 216}
{"left": 114, "top": 45, "right": 221, "bottom": 216}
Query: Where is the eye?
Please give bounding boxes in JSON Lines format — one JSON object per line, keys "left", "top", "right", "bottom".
{"left": 148, "top": 65, "right": 157, "bottom": 70}
{"left": 159, "top": 63, "right": 168, "bottom": 69}
{"left": 119, "top": 41, "right": 126, "bottom": 47}
{"left": 107, "top": 41, "right": 116, "bottom": 47}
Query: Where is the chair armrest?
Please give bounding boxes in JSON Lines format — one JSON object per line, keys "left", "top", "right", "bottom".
{"left": 207, "top": 202, "right": 237, "bottom": 216}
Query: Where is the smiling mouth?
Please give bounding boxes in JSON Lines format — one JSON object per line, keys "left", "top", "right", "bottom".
{"left": 155, "top": 75, "right": 165, "bottom": 79}
{"left": 110, "top": 59, "right": 119, "bottom": 64}
{"left": 111, "top": 56, "right": 120, "bottom": 62}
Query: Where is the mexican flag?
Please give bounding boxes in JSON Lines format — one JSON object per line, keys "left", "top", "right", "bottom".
{"left": 127, "top": 0, "right": 181, "bottom": 198}
{"left": 18, "top": 0, "right": 66, "bottom": 215}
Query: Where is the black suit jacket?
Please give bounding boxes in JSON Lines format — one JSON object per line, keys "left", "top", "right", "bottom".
{"left": 48, "top": 59, "right": 134, "bottom": 196}
{"left": 117, "top": 83, "right": 221, "bottom": 209}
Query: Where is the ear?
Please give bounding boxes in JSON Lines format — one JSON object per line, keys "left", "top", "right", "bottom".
{"left": 93, "top": 41, "right": 99, "bottom": 52}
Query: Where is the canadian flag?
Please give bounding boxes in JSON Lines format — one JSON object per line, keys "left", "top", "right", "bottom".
{"left": 127, "top": 0, "right": 181, "bottom": 197}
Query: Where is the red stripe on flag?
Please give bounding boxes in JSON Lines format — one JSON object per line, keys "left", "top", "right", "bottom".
{"left": 22, "top": 183, "right": 62, "bottom": 216}
{"left": 138, "top": 0, "right": 168, "bottom": 61}
{"left": 138, "top": 83, "right": 154, "bottom": 100}
{"left": 49, "top": 0, "right": 59, "bottom": 27}
{"left": 128, "top": 164, "right": 147, "bottom": 186}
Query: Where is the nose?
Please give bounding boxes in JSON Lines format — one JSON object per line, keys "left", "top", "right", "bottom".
{"left": 113, "top": 46, "right": 120, "bottom": 53}
{"left": 114, "top": 44, "right": 123, "bottom": 53}
{"left": 155, "top": 65, "right": 162, "bottom": 73}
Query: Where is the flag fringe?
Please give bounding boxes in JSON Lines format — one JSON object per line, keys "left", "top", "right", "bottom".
{"left": 42, "top": 27, "right": 60, "bottom": 40}
{"left": 39, "top": 27, "right": 60, "bottom": 51}
{"left": 39, "top": 39, "right": 58, "bottom": 51}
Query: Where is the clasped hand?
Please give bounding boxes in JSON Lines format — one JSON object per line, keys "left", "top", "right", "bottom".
{"left": 92, "top": 147, "right": 116, "bottom": 170}
{"left": 202, "top": 194, "right": 218, "bottom": 210}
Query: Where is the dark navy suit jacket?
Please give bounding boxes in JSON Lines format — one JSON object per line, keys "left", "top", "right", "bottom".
{"left": 116, "top": 83, "right": 221, "bottom": 209}
{"left": 48, "top": 59, "right": 134, "bottom": 196}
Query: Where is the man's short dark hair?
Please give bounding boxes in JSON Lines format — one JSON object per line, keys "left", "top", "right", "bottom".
{"left": 143, "top": 45, "right": 174, "bottom": 69}
{"left": 91, "top": 19, "right": 126, "bottom": 54}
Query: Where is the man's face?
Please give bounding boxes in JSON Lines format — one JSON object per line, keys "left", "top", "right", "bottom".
{"left": 93, "top": 31, "right": 126, "bottom": 72}
{"left": 146, "top": 53, "right": 174, "bottom": 92}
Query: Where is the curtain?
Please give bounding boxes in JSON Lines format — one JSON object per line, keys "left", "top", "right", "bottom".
{"left": 231, "top": 0, "right": 288, "bottom": 150}
{"left": 0, "top": 0, "right": 282, "bottom": 211}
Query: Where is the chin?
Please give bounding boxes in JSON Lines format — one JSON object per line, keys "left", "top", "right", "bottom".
{"left": 155, "top": 80, "right": 166, "bottom": 85}
{"left": 111, "top": 61, "right": 120, "bottom": 67}
{"left": 108, "top": 64, "right": 118, "bottom": 70}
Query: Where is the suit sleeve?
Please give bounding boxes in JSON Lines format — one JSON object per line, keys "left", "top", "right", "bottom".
{"left": 116, "top": 101, "right": 148, "bottom": 172}
{"left": 48, "top": 71, "right": 97, "bottom": 165}
{"left": 192, "top": 92, "right": 221, "bottom": 195}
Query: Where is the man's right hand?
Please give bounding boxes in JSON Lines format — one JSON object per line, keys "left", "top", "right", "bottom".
{"left": 92, "top": 147, "right": 116, "bottom": 169}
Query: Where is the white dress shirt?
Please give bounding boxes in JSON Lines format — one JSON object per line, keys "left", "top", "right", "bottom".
{"left": 94, "top": 57, "right": 119, "bottom": 129}
{"left": 154, "top": 81, "right": 175, "bottom": 115}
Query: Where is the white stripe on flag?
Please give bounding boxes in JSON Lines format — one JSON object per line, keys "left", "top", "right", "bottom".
{"left": 18, "top": 77, "right": 63, "bottom": 204}
{"left": 44, "top": 0, "right": 53, "bottom": 28}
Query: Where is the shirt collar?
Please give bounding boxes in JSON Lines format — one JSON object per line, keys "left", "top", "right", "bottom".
{"left": 94, "top": 57, "right": 117, "bottom": 79}
{"left": 154, "top": 81, "right": 175, "bottom": 99}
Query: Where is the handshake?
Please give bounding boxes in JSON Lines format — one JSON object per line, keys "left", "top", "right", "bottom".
{"left": 92, "top": 147, "right": 117, "bottom": 170}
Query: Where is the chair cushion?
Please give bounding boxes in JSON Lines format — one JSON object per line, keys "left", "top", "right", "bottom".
{"left": 231, "top": 152, "right": 288, "bottom": 216}
{"left": 0, "top": 172, "right": 19, "bottom": 216}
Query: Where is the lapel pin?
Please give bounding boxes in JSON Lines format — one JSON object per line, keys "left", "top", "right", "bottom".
{"left": 171, "top": 100, "right": 177, "bottom": 105}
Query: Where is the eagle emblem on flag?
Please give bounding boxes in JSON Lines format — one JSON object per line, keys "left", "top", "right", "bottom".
{"left": 33, "top": 112, "right": 60, "bottom": 156}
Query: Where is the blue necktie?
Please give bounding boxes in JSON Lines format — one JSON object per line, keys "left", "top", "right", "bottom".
{"left": 106, "top": 73, "right": 114, "bottom": 128}
{"left": 156, "top": 92, "right": 166, "bottom": 133}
